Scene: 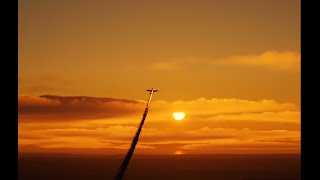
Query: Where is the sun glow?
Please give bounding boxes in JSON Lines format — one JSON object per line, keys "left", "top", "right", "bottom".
{"left": 175, "top": 150, "right": 183, "bottom": 155}
{"left": 173, "top": 112, "right": 185, "bottom": 121}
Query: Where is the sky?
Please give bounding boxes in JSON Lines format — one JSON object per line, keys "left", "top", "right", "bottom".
{"left": 18, "top": 0, "right": 300, "bottom": 155}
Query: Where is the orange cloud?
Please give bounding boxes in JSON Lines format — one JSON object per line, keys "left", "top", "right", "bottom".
{"left": 212, "top": 51, "right": 300, "bottom": 71}
{"left": 18, "top": 95, "right": 144, "bottom": 121}
{"left": 152, "top": 98, "right": 298, "bottom": 114}
{"left": 18, "top": 95, "right": 300, "bottom": 154}
{"left": 19, "top": 126, "right": 300, "bottom": 154}
{"left": 151, "top": 51, "right": 300, "bottom": 72}
{"left": 208, "top": 111, "right": 300, "bottom": 123}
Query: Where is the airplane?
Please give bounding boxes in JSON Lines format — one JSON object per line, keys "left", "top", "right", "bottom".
{"left": 146, "top": 88, "right": 158, "bottom": 94}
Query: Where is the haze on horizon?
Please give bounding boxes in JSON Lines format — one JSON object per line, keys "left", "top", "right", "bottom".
{"left": 18, "top": 0, "right": 300, "bottom": 155}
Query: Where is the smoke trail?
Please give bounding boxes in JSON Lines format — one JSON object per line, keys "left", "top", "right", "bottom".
{"left": 114, "top": 89, "right": 156, "bottom": 180}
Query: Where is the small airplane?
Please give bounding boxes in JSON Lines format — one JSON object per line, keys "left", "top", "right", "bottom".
{"left": 146, "top": 88, "right": 158, "bottom": 94}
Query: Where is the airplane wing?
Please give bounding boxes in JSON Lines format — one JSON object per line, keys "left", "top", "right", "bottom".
{"left": 146, "top": 89, "right": 158, "bottom": 92}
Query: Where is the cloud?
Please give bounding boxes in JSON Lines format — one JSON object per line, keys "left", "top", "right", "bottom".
{"left": 212, "top": 51, "right": 300, "bottom": 71}
{"left": 19, "top": 95, "right": 298, "bottom": 123}
{"left": 18, "top": 126, "right": 300, "bottom": 154}
{"left": 18, "top": 95, "right": 144, "bottom": 121}
{"left": 207, "top": 111, "right": 300, "bottom": 123}
{"left": 150, "top": 51, "right": 300, "bottom": 72}
{"left": 18, "top": 95, "right": 300, "bottom": 154}
{"left": 18, "top": 125, "right": 299, "bottom": 145}
{"left": 153, "top": 98, "right": 298, "bottom": 115}
{"left": 150, "top": 99, "right": 296, "bottom": 120}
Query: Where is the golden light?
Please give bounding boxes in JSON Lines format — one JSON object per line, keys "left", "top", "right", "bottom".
{"left": 175, "top": 150, "right": 183, "bottom": 155}
{"left": 173, "top": 112, "right": 185, "bottom": 121}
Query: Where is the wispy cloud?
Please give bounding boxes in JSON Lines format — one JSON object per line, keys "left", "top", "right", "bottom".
{"left": 18, "top": 95, "right": 300, "bottom": 154}
{"left": 19, "top": 126, "right": 300, "bottom": 154}
{"left": 151, "top": 51, "right": 300, "bottom": 72}
{"left": 212, "top": 51, "right": 300, "bottom": 71}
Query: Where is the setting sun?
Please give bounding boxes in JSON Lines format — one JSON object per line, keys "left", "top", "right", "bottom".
{"left": 173, "top": 112, "right": 185, "bottom": 121}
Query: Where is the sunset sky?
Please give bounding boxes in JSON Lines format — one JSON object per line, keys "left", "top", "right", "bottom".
{"left": 18, "top": 0, "right": 300, "bottom": 155}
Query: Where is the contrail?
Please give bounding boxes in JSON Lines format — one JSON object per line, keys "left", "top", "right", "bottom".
{"left": 114, "top": 88, "right": 158, "bottom": 180}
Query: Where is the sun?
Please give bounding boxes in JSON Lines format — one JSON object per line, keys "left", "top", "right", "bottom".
{"left": 173, "top": 112, "right": 185, "bottom": 121}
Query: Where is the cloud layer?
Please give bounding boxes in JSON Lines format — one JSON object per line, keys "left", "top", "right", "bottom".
{"left": 18, "top": 95, "right": 300, "bottom": 154}
{"left": 19, "top": 95, "right": 143, "bottom": 121}
{"left": 212, "top": 51, "right": 300, "bottom": 71}
{"left": 151, "top": 51, "right": 300, "bottom": 72}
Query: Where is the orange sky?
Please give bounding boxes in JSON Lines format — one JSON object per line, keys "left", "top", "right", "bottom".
{"left": 18, "top": 0, "right": 300, "bottom": 155}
